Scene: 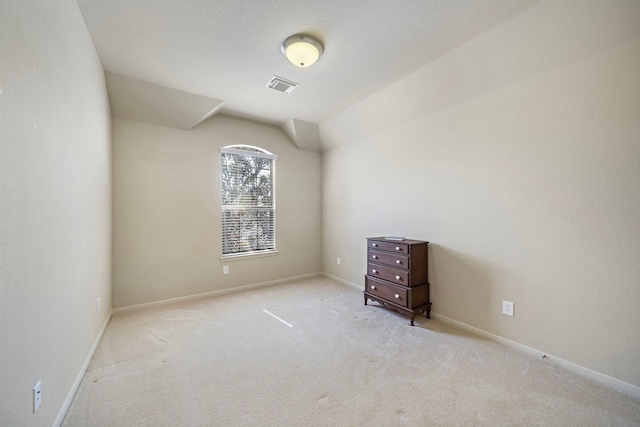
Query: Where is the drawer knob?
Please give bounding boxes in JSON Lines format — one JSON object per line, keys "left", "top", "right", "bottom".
{"left": 395, "top": 275, "right": 401, "bottom": 280}
{"left": 373, "top": 243, "right": 378, "bottom": 247}
{"left": 396, "top": 260, "right": 401, "bottom": 264}
{"left": 372, "top": 269, "right": 377, "bottom": 274}
{"left": 395, "top": 294, "right": 400, "bottom": 299}
{"left": 395, "top": 246, "right": 400, "bottom": 251}
{"left": 371, "top": 285, "right": 376, "bottom": 290}
{"left": 372, "top": 255, "right": 377, "bottom": 259}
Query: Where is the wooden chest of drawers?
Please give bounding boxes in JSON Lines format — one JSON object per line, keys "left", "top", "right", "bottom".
{"left": 364, "top": 237, "right": 431, "bottom": 325}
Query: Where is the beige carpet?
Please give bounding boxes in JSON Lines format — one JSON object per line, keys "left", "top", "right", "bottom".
{"left": 62, "top": 275, "right": 640, "bottom": 426}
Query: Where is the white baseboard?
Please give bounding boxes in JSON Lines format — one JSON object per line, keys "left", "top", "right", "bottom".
{"left": 322, "top": 273, "right": 362, "bottom": 290}
{"left": 112, "top": 273, "right": 322, "bottom": 315}
{"left": 54, "top": 312, "right": 113, "bottom": 427}
{"left": 432, "top": 312, "right": 640, "bottom": 400}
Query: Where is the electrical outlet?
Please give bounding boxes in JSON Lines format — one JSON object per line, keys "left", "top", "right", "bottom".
{"left": 337, "top": 257, "right": 341, "bottom": 266}
{"left": 97, "top": 297, "right": 101, "bottom": 313}
{"left": 33, "top": 380, "right": 42, "bottom": 413}
{"left": 223, "top": 265, "right": 229, "bottom": 275}
{"left": 502, "top": 300, "right": 514, "bottom": 317}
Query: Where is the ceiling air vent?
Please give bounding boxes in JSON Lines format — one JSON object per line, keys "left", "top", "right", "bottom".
{"left": 266, "top": 76, "right": 298, "bottom": 94}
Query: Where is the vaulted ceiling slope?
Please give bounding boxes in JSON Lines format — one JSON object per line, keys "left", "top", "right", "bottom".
{"left": 76, "top": 0, "right": 541, "bottom": 150}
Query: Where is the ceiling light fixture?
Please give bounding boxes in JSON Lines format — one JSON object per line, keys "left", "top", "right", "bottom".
{"left": 281, "top": 34, "right": 323, "bottom": 68}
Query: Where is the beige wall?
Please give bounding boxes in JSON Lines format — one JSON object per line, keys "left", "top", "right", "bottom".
{"left": 112, "top": 115, "right": 322, "bottom": 308}
{"left": 0, "top": 1, "right": 112, "bottom": 426}
{"left": 321, "top": 1, "right": 640, "bottom": 390}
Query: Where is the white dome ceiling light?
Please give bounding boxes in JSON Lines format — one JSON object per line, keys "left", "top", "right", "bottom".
{"left": 281, "top": 35, "right": 324, "bottom": 68}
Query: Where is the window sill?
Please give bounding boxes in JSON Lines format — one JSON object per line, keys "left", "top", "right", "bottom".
{"left": 220, "top": 251, "right": 278, "bottom": 262}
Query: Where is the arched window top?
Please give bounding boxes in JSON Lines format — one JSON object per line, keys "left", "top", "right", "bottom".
{"left": 221, "top": 145, "right": 277, "bottom": 160}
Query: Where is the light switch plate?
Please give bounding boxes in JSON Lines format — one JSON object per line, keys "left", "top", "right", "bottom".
{"left": 33, "top": 380, "right": 42, "bottom": 412}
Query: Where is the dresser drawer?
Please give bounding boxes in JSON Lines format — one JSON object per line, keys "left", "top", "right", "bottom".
{"left": 367, "top": 263, "right": 409, "bottom": 286}
{"left": 368, "top": 240, "right": 408, "bottom": 254}
{"left": 368, "top": 250, "right": 409, "bottom": 269}
{"left": 365, "top": 277, "right": 408, "bottom": 308}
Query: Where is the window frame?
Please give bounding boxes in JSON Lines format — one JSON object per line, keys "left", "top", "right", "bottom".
{"left": 220, "top": 145, "right": 277, "bottom": 259}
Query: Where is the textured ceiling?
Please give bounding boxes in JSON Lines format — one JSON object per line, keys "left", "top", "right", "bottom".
{"left": 76, "top": 0, "right": 540, "bottom": 131}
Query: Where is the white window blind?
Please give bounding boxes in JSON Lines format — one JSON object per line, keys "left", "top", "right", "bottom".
{"left": 220, "top": 145, "right": 276, "bottom": 256}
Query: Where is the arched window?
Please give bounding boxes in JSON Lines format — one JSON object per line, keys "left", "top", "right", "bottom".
{"left": 220, "top": 145, "right": 277, "bottom": 256}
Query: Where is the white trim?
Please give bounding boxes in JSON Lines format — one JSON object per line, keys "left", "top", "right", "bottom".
{"left": 220, "top": 146, "right": 278, "bottom": 160}
{"left": 54, "top": 312, "right": 113, "bottom": 427}
{"left": 220, "top": 250, "right": 278, "bottom": 262}
{"left": 431, "top": 312, "right": 640, "bottom": 399}
{"left": 112, "top": 273, "right": 321, "bottom": 315}
{"left": 321, "top": 272, "right": 362, "bottom": 291}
